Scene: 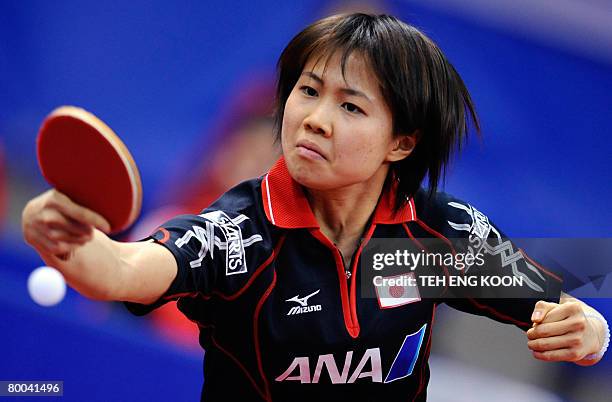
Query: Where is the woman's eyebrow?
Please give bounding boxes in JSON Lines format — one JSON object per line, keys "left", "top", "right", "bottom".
{"left": 301, "top": 71, "right": 371, "bottom": 102}
{"left": 302, "top": 71, "right": 324, "bottom": 85}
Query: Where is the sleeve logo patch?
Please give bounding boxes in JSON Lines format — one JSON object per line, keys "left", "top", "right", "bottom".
{"left": 175, "top": 211, "right": 263, "bottom": 276}
{"left": 446, "top": 201, "right": 545, "bottom": 292}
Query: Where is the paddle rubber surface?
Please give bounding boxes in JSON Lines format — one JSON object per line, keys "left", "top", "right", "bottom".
{"left": 37, "top": 106, "right": 142, "bottom": 234}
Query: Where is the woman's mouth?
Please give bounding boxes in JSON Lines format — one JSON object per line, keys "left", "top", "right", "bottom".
{"left": 296, "top": 140, "right": 326, "bottom": 160}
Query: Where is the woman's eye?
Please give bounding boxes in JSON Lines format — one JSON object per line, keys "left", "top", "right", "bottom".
{"left": 300, "top": 86, "right": 318, "bottom": 97}
{"left": 342, "top": 102, "right": 363, "bottom": 114}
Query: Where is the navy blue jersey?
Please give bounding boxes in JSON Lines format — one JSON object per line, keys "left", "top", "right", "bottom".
{"left": 125, "top": 158, "right": 562, "bottom": 401}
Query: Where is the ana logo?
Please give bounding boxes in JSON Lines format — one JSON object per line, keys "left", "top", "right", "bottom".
{"left": 174, "top": 211, "right": 263, "bottom": 275}
{"left": 276, "top": 324, "right": 427, "bottom": 384}
{"left": 286, "top": 289, "right": 322, "bottom": 316}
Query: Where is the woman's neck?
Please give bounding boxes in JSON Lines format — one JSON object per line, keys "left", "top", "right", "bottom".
{"left": 305, "top": 167, "right": 388, "bottom": 260}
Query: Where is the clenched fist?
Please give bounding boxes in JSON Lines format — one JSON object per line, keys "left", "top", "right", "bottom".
{"left": 527, "top": 299, "right": 604, "bottom": 365}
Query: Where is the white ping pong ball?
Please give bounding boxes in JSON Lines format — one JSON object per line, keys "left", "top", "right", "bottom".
{"left": 27, "top": 266, "right": 67, "bottom": 306}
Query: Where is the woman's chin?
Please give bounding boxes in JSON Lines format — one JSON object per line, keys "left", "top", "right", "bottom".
{"left": 291, "top": 172, "right": 329, "bottom": 190}
{"left": 286, "top": 161, "right": 330, "bottom": 190}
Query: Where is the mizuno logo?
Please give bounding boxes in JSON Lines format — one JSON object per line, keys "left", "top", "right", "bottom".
{"left": 286, "top": 289, "right": 320, "bottom": 306}
{"left": 286, "top": 289, "right": 322, "bottom": 315}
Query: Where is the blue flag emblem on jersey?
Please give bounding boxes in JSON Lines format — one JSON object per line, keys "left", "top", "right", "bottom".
{"left": 384, "top": 324, "right": 427, "bottom": 383}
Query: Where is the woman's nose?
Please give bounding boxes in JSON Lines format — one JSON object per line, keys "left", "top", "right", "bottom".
{"left": 303, "top": 105, "right": 332, "bottom": 137}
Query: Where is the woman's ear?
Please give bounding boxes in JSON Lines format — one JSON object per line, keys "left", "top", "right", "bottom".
{"left": 386, "top": 130, "right": 421, "bottom": 162}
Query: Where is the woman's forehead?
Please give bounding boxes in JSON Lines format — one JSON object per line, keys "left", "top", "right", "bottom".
{"left": 302, "top": 50, "right": 381, "bottom": 92}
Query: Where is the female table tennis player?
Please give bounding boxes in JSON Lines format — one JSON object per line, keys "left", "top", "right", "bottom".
{"left": 22, "top": 13, "right": 608, "bottom": 401}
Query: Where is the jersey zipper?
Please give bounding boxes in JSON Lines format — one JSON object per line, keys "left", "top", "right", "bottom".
{"left": 337, "top": 248, "right": 352, "bottom": 279}
{"left": 309, "top": 224, "right": 377, "bottom": 339}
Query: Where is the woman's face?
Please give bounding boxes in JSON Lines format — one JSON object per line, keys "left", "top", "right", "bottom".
{"left": 281, "top": 51, "right": 401, "bottom": 191}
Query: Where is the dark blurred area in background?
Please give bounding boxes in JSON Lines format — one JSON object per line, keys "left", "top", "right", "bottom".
{"left": 127, "top": 76, "right": 279, "bottom": 352}
{"left": 1, "top": 1, "right": 610, "bottom": 401}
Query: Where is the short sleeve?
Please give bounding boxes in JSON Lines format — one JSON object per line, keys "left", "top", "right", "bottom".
{"left": 124, "top": 210, "right": 264, "bottom": 316}
{"left": 439, "top": 200, "right": 563, "bottom": 331}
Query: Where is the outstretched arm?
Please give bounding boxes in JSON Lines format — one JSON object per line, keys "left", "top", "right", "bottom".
{"left": 527, "top": 292, "right": 609, "bottom": 366}
{"left": 22, "top": 189, "right": 177, "bottom": 304}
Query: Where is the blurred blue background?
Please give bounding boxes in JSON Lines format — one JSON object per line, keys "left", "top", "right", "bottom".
{"left": 1, "top": 0, "right": 610, "bottom": 401}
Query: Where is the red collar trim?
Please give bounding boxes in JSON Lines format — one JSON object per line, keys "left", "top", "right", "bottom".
{"left": 261, "top": 157, "right": 416, "bottom": 229}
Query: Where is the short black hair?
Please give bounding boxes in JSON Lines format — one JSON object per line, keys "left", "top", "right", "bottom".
{"left": 274, "top": 13, "right": 480, "bottom": 211}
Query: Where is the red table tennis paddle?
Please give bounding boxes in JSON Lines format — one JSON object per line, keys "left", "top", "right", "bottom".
{"left": 36, "top": 106, "right": 142, "bottom": 234}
